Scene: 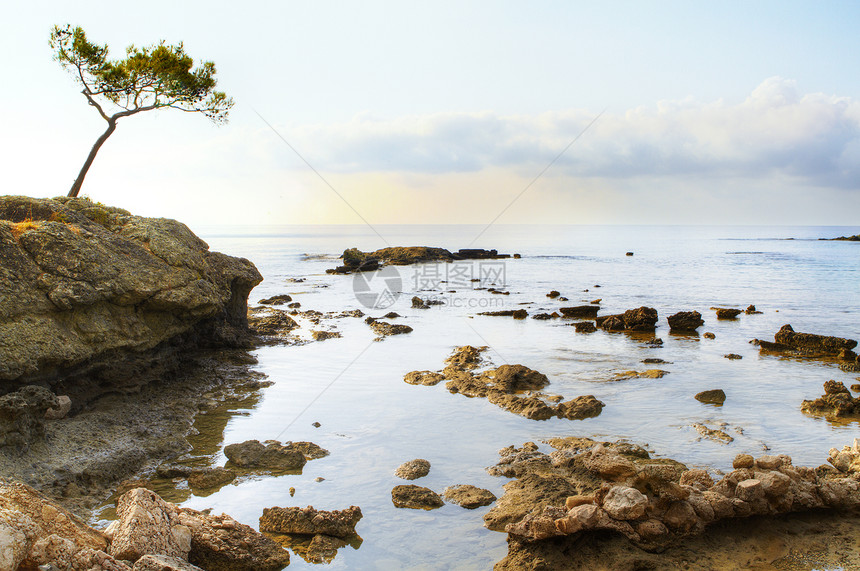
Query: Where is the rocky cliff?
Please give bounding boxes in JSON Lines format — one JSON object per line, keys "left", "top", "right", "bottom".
{"left": 0, "top": 196, "right": 262, "bottom": 404}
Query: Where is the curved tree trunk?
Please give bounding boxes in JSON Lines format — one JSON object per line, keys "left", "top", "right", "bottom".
{"left": 68, "top": 119, "right": 118, "bottom": 198}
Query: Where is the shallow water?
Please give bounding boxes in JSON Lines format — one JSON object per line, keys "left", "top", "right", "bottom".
{"left": 165, "top": 225, "right": 859, "bottom": 568}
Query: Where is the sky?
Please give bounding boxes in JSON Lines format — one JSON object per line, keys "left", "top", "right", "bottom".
{"left": 2, "top": 1, "right": 860, "bottom": 229}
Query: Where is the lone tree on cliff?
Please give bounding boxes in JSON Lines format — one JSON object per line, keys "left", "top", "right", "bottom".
{"left": 50, "top": 24, "right": 233, "bottom": 197}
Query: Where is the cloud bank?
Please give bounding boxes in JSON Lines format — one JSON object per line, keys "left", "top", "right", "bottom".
{"left": 284, "top": 77, "right": 860, "bottom": 192}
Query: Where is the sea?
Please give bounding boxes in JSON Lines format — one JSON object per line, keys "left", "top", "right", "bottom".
{"left": 128, "top": 225, "right": 860, "bottom": 569}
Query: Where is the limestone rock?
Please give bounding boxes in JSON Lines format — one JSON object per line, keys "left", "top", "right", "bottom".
{"left": 0, "top": 196, "right": 262, "bottom": 395}
{"left": 403, "top": 370, "right": 445, "bottom": 386}
{"left": 555, "top": 395, "right": 604, "bottom": 420}
{"left": 109, "top": 488, "right": 190, "bottom": 561}
{"left": 443, "top": 485, "right": 497, "bottom": 509}
{"left": 223, "top": 439, "right": 308, "bottom": 470}
{"left": 394, "top": 459, "right": 431, "bottom": 480}
{"left": 601, "top": 486, "right": 648, "bottom": 520}
{"left": 391, "top": 485, "right": 445, "bottom": 509}
{"left": 178, "top": 508, "right": 291, "bottom": 571}
{"left": 559, "top": 306, "right": 599, "bottom": 318}
{"left": 596, "top": 307, "right": 658, "bottom": 331}
{"left": 187, "top": 467, "right": 236, "bottom": 490}
{"left": 0, "top": 385, "right": 59, "bottom": 452}
{"left": 695, "top": 389, "right": 726, "bottom": 405}
{"left": 369, "top": 320, "right": 413, "bottom": 337}
{"left": 574, "top": 321, "right": 597, "bottom": 333}
{"left": 714, "top": 308, "right": 742, "bottom": 319}
{"left": 259, "top": 505, "right": 363, "bottom": 537}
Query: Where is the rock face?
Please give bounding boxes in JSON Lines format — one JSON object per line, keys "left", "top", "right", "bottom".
{"left": 596, "top": 307, "right": 658, "bottom": 331}
{"left": 0, "top": 196, "right": 262, "bottom": 403}
{"left": 667, "top": 311, "right": 704, "bottom": 332}
{"left": 488, "top": 438, "right": 860, "bottom": 556}
{"left": 714, "top": 308, "right": 742, "bottom": 319}
{"left": 259, "top": 505, "right": 363, "bottom": 538}
{"left": 0, "top": 385, "right": 59, "bottom": 452}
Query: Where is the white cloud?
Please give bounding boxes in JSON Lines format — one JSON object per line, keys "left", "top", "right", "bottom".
{"left": 275, "top": 77, "right": 860, "bottom": 192}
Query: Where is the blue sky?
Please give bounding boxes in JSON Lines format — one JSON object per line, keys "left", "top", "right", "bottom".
{"left": 2, "top": 1, "right": 859, "bottom": 228}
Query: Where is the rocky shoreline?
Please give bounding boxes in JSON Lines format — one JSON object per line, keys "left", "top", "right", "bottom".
{"left": 3, "top": 199, "right": 860, "bottom": 569}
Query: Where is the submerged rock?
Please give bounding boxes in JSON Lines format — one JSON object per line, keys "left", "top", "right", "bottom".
{"left": 187, "top": 467, "right": 236, "bottom": 490}
{"left": 223, "top": 439, "right": 321, "bottom": 470}
{"left": 559, "top": 306, "right": 599, "bottom": 319}
{"left": 403, "top": 370, "right": 446, "bottom": 386}
{"left": 369, "top": 320, "right": 414, "bottom": 337}
{"left": 258, "top": 294, "right": 292, "bottom": 306}
{"left": 574, "top": 321, "right": 597, "bottom": 333}
{"left": 714, "top": 308, "right": 742, "bottom": 319}
{"left": 478, "top": 309, "right": 528, "bottom": 319}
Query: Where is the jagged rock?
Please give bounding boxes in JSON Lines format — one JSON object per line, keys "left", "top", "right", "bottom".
{"left": 596, "top": 307, "right": 658, "bottom": 331}
{"left": 0, "top": 196, "right": 262, "bottom": 399}
{"left": 44, "top": 394, "right": 72, "bottom": 420}
{"left": 311, "top": 330, "right": 341, "bottom": 341}
{"left": 559, "top": 306, "right": 599, "bottom": 318}
{"left": 801, "top": 381, "right": 860, "bottom": 418}
{"left": 667, "top": 311, "right": 704, "bottom": 332}
{"left": 0, "top": 508, "right": 39, "bottom": 571}
{"left": 695, "top": 389, "right": 726, "bottom": 405}
{"left": 394, "top": 459, "right": 431, "bottom": 480}
{"left": 0, "top": 385, "right": 59, "bottom": 452}
{"left": 774, "top": 324, "right": 857, "bottom": 355}
{"left": 574, "top": 321, "right": 597, "bottom": 333}
{"left": 692, "top": 423, "right": 733, "bottom": 443}
{"left": 72, "top": 548, "right": 132, "bottom": 571}
{"left": 173, "top": 508, "right": 290, "bottom": 571}
{"left": 745, "top": 304, "right": 763, "bottom": 314}
{"left": 724, "top": 353, "right": 743, "bottom": 360}
{"left": 223, "top": 440, "right": 308, "bottom": 470}
{"left": 391, "top": 485, "right": 444, "bottom": 509}
{"left": 442, "top": 485, "right": 497, "bottom": 509}
{"left": 601, "top": 486, "right": 648, "bottom": 520}
{"left": 257, "top": 294, "right": 292, "bottom": 306}
{"left": 108, "top": 488, "right": 190, "bottom": 561}
{"left": 487, "top": 391, "right": 556, "bottom": 420}
{"left": 714, "top": 308, "right": 742, "bottom": 319}
{"left": 259, "top": 505, "right": 362, "bottom": 538}
{"left": 481, "top": 365, "right": 549, "bottom": 392}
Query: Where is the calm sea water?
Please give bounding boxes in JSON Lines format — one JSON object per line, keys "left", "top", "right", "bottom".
{"left": 178, "top": 225, "right": 859, "bottom": 569}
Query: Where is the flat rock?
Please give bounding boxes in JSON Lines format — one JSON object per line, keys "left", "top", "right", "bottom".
{"left": 695, "top": 389, "right": 727, "bottom": 405}
{"left": 391, "top": 485, "right": 444, "bottom": 509}
{"left": 259, "top": 505, "right": 363, "bottom": 538}
{"left": 442, "top": 485, "right": 497, "bottom": 509}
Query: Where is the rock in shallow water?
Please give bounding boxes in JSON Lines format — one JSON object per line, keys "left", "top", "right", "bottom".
{"left": 259, "top": 505, "right": 363, "bottom": 538}
{"left": 391, "top": 485, "right": 445, "bottom": 509}
{"left": 443, "top": 485, "right": 497, "bottom": 509}
{"left": 395, "top": 459, "right": 431, "bottom": 480}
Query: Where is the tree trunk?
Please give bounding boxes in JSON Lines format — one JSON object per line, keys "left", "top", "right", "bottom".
{"left": 68, "top": 119, "right": 118, "bottom": 198}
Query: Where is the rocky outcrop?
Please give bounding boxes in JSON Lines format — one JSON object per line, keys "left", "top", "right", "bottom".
{"left": 0, "top": 196, "right": 262, "bottom": 404}
{"left": 574, "top": 321, "right": 597, "bottom": 333}
{"left": 406, "top": 346, "right": 604, "bottom": 421}
{"left": 714, "top": 308, "right": 742, "bottom": 319}
{"left": 596, "top": 307, "right": 658, "bottom": 331}
{"left": 801, "top": 381, "right": 860, "bottom": 418}
{"left": 326, "top": 246, "right": 510, "bottom": 273}
{"left": 488, "top": 438, "right": 860, "bottom": 557}
{"left": 369, "top": 320, "right": 413, "bottom": 338}
{"left": 829, "top": 234, "right": 860, "bottom": 241}
{"left": 223, "top": 439, "right": 328, "bottom": 470}
{"left": 667, "top": 311, "right": 704, "bottom": 332}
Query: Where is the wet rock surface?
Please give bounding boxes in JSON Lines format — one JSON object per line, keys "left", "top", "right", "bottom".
{"left": 326, "top": 246, "right": 509, "bottom": 273}
{"left": 559, "top": 306, "right": 599, "bottom": 319}
{"left": 754, "top": 324, "right": 858, "bottom": 358}
{"left": 714, "top": 307, "right": 742, "bottom": 319}
{"left": 488, "top": 437, "right": 860, "bottom": 568}
{"left": 369, "top": 320, "right": 414, "bottom": 338}
{"left": 224, "top": 439, "right": 329, "bottom": 471}
{"left": 695, "top": 389, "right": 727, "bottom": 405}
{"left": 406, "top": 346, "right": 604, "bottom": 421}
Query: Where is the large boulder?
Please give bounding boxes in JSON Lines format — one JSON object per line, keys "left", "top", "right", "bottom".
{"left": 0, "top": 196, "right": 262, "bottom": 402}
{"left": 596, "top": 307, "right": 658, "bottom": 331}
{"left": 667, "top": 311, "right": 704, "bottom": 332}
{"left": 107, "top": 488, "right": 190, "bottom": 562}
